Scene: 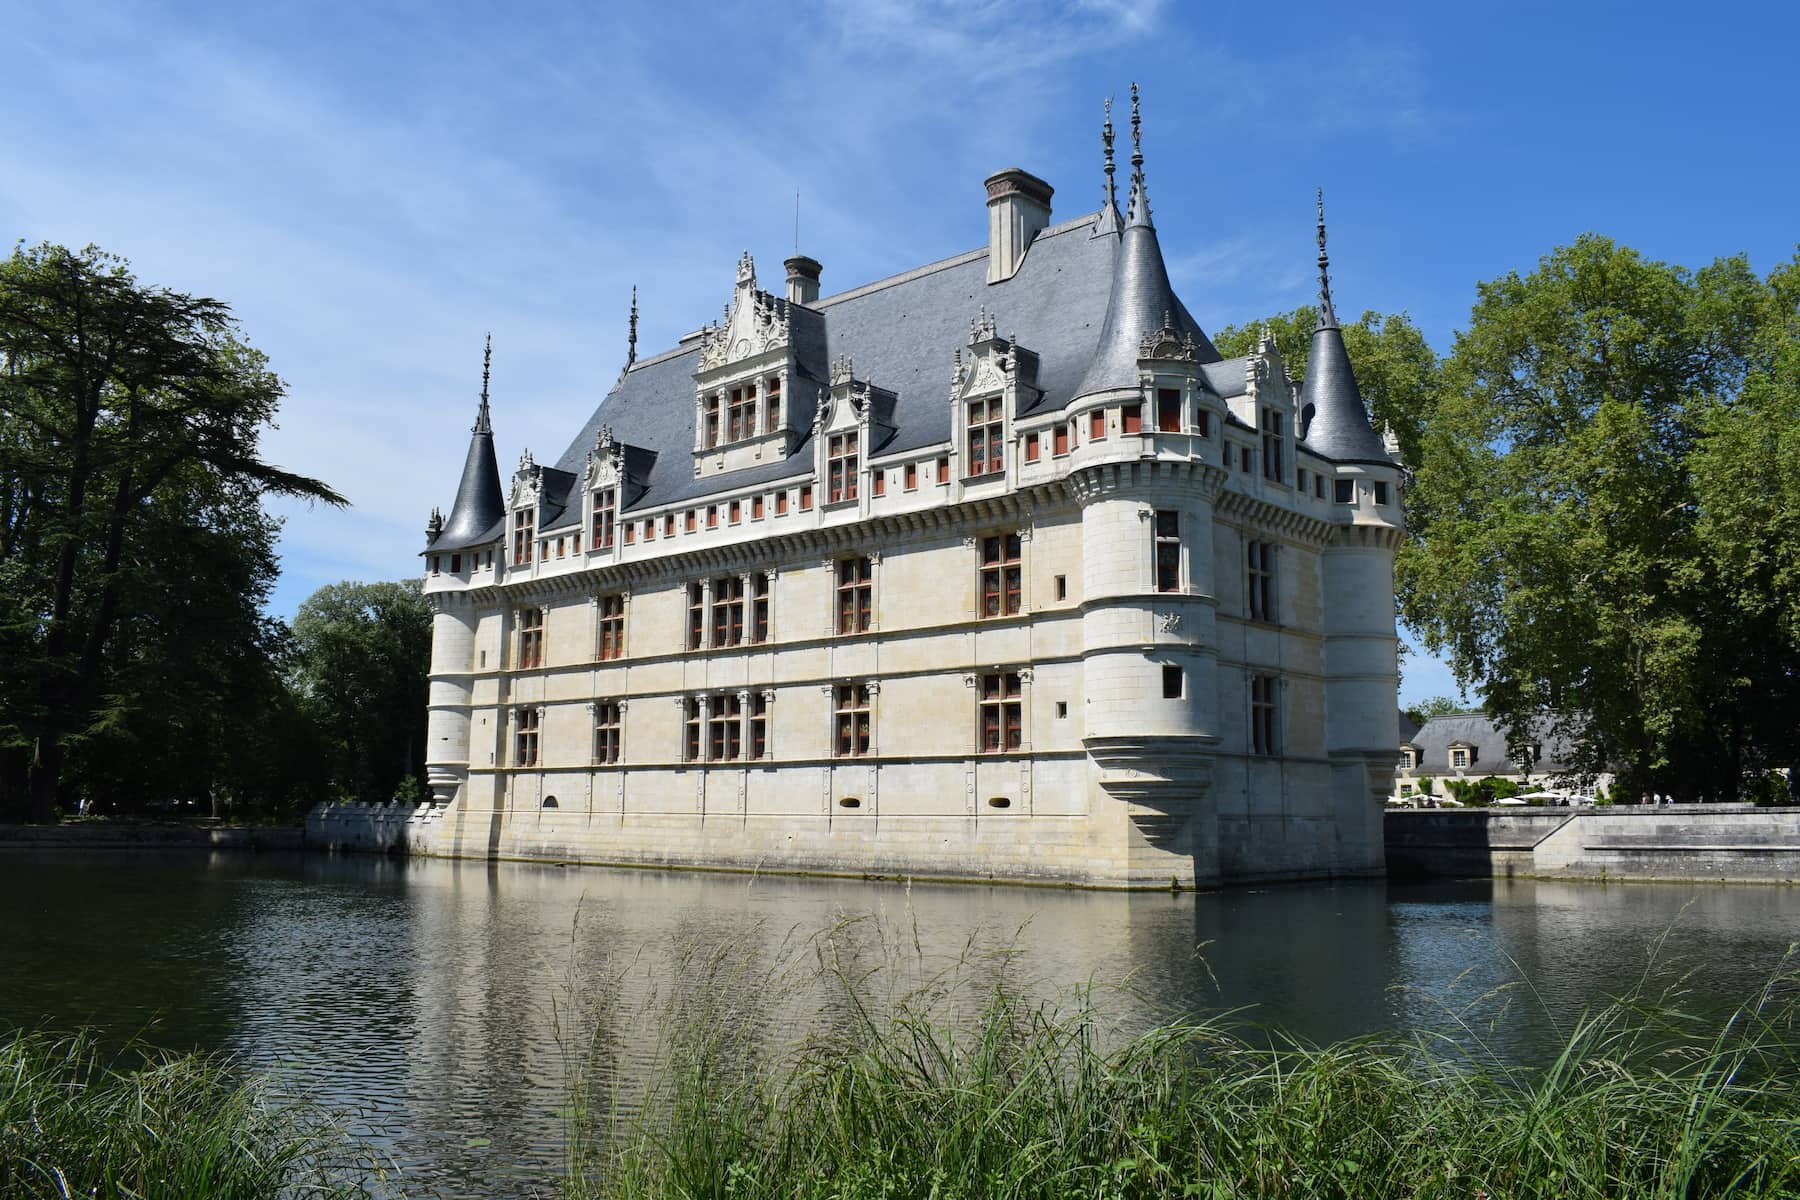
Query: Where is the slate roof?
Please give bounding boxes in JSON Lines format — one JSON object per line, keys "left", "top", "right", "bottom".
{"left": 1402, "top": 713, "right": 1591, "bottom": 775}
{"left": 1298, "top": 319, "right": 1390, "bottom": 464}
{"left": 545, "top": 209, "right": 1243, "bottom": 521}
{"left": 432, "top": 186, "right": 1388, "bottom": 541}
{"left": 431, "top": 423, "right": 505, "bottom": 552}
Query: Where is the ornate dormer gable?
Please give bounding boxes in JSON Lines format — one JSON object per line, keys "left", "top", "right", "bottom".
{"left": 951, "top": 308, "right": 1040, "bottom": 486}
{"left": 813, "top": 356, "right": 896, "bottom": 507}
{"left": 510, "top": 448, "right": 541, "bottom": 510}
{"left": 697, "top": 253, "right": 791, "bottom": 372}
{"left": 582, "top": 425, "right": 624, "bottom": 554}
{"left": 692, "top": 252, "right": 813, "bottom": 478}
{"left": 1240, "top": 324, "right": 1298, "bottom": 487}
{"left": 506, "top": 448, "right": 543, "bottom": 567}
{"left": 1137, "top": 309, "right": 1201, "bottom": 366}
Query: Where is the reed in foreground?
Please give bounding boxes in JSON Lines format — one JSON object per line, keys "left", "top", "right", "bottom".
{"left": 564, "top": 934, "right": 1800, "bottom": 1200}
{"left": 0, "top": 1029, "right": 385, "bottom": 1200}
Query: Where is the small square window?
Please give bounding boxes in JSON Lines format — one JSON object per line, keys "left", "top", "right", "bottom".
{"left": 1334, "top": 479, "right": 1354, "bottom": 504}
{"left": 800, "top": 485, "right": 814, "bottom": 511}
{"left": 937, "top": 456, "right": 950, "bottom": 484}
{"left": 729, "top": 500, "right": 741, "bottom": 524}
{"left": 1055, "top": 701, "right": 1068, "bottom": 719}
{"left": 776, "top": 491, "right": 789, "bottom": 515}
{"left": 1054, "top": 574, "right": 1067, "bottom": 601}
{"left": 1025, "top": 432, "right": 1040, "bottom": 462}
{"left": 1122, "top": 403, "right": 1142, "bottom": 434}
{"left": 873, "top": 470, "right": 886, "bottom": 497}
{"left": 1374, "top": 480, "right": 1390, "bottom": 505}
{"left": 707, "top": 505, "right": 719, "bottom": 528}
{"left": 1162, "top": 665, "right": 1183, "bottom": 699}
{"left": 905, "top": 463, "right": 918, "bottom": 490}
{"left": 1089, "top": 410, "right": 1106, "bottom": 440}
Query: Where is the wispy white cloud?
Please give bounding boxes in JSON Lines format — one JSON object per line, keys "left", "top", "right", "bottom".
{"left": 2, "top": 0, "right": 1442, "bottom": 621}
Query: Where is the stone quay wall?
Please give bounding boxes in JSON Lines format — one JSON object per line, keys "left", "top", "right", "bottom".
{"left": 1387, "top": 805, "right": 1800, "bottom": 884}
{"left": 304, "top": 801, "right": 446, "bottom": 855}
{"left": 0, "top": 822, "right": 303, "bottom": 851}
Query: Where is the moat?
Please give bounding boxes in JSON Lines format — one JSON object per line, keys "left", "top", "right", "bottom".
{"left": 4, "top": 852, "right": 1796, "bottom": 1198}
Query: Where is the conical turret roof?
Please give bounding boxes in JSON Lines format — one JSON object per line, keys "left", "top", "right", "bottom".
{"left": 1297, "top": 193, "right": 1390, "bottom": 464}
{"left": 1074, "top": 85, "right": 1219, "bottom": 397}
{"left": 430, "top": 337, "right": 507, "bottom": 551}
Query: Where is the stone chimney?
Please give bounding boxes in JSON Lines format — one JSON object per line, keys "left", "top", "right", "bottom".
{"left": 984, "top": 168, "right": 1053, "bottom": 284}
{"left": 784, "top": 255, "right": 822, "bottom": 305}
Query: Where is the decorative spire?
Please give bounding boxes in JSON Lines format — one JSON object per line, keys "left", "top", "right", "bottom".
{"left": 473, "top": 333, "right": 493, "bottom": 434}
{"left": 1316, "top": 188, "right": 1337, "bottom": 328}
{"left": 627, "top": 286, "right": 639, "bottom": 366}
{"left": 1125, "top": 82, "right": 1151, "bottom": 228}
{"left": 1102, "top": 95, "right": 1117, "bottom": 211}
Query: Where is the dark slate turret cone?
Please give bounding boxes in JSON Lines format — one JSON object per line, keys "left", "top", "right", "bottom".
{"left": 1074, "top": 85, "right": 1219, "bottom": 397}
{"left": 1297, "top": 193, "right": 1390, "bottom": 463}
{"left": 432, "top": 337, "right": 507, "bottom": 550}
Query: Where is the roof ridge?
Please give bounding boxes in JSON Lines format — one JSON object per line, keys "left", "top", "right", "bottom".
{"left": 814, "top": 211, "right": 1101, "bottom": 310}
{"left": 616, "top": 212, "right": 1107, "bottom": 378}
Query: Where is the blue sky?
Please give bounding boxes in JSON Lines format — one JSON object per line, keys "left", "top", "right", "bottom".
{"left": 6, "top": 0, "right": 1796, "bottom": 706}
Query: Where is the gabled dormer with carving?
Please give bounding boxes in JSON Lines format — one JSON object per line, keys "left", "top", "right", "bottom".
{"left": 508, "top": 449, "right": 543, "bottom": 567}
{"left": 1133, "top": 309, "right": 1216, "bottom": 444}
{"left": 692, "top": 253, "right": 816, "bottom": 479}
{"left": 1240, "top": 324, "right": 1299, "bottom": 488}
{"left": 949, "top": 308, "right": 1040, "bottom": 495}
{"left": 812, "top": 355, "right": 896, "bottom": 514}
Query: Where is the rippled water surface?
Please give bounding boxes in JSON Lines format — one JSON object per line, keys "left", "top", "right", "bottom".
{"left": 3, "top": 852, "right": 1797, "bottom": 1197}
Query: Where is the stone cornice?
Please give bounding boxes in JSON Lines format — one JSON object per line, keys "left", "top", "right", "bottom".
{"left": 1214, "top": 489, "right": 1335, "bottom": 544}
{"left": 483, "top": 478, "right": 1082, "bottom": 603}
{"left": 1065, "top": 457, "right": 1226, "bottom": 503}
{"left": 1329, "top": 523, "right": 1405, "bottom": 551}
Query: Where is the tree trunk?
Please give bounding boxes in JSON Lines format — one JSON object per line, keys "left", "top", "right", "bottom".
{"left": 27, "top": 738, "right": 61, "bottom": 823}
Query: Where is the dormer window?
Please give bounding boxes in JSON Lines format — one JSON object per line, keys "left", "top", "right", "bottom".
{"left": 727, "top": 383, "right": 757, "bottom": 442}
{"left": 592, "top": 487, "right": 615, "bottom": 550}
{"left": 967, "top": 397, "right": 1004, "bottom": 477}
{"left": 511, "top": 508, "right": 535, "bottom": 564}
{"left": 1157, "top": 388, "right": 1181, "bottom": 432}
{"left": 1261, "top": 408, "right": 1285, "bottom": 484}
{"left": 704, "top": 393, "right": 721, "bottom": 448}
{"left": 828, "top": 432, "right": 859, "bottom": 502}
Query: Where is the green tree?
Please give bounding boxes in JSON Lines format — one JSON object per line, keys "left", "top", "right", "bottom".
{"left": 290, "top": 580, "right": 432, "bottom": 804}
{"left": 1214, "top": 306, "right": 1439, "bottom": 467}
{"left": 1399, "top": 234, "right": 1797, "bottom": 801}
{"left": 0, "top": 244, "right": 344, "bottom": 821}
{"left": 1403, "top": 696, "right": 1463, "bottom": 725}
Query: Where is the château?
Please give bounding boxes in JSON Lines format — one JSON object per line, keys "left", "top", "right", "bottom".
{"left": 416, "top": 89, "right": 1404, "bottom": 887}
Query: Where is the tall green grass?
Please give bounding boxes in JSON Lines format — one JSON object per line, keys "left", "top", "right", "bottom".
{"left": 562, "top": 924, "right": 1800, "bottom": 1200}
{"left": 0, "top": 1030, "right": 386, "bottom": 1199}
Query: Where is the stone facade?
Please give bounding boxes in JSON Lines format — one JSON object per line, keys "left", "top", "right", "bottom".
{"left": 416, "top": 94, "right": 1405, "bottom": 888}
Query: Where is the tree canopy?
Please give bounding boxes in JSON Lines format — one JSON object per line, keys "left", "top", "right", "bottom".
{"left": 290, "top": 579, "right": 432, "bottom": 805}
{"left": 0, "top": 243, "right": 344, "bottom": 820}
{"left": 1398, "top": 235, "right": 1800, "bottom": 800}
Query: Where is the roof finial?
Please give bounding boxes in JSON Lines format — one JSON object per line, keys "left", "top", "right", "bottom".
{"left": 1130, "top": 83, "right": 1143, "bottom": 171}
{"left": 1102, "top": 95, "right": 1117, "bottom": 211}
{"left": 1126, "top": 82, "right": 1151, "bottom": 227}
{"left": 627, "top": 286, "right": 639, "bottom": 366}
{"left": 473, "top": 333, "right": 493, "bottom": 434}
{"left": 1316, "top": 188, "right": 1337, "bottom": 327}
